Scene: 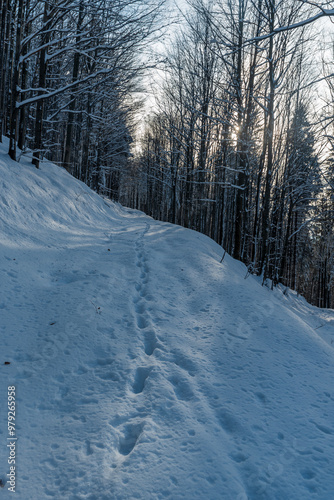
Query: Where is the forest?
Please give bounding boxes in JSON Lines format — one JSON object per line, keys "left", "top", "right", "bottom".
{"left": 1, "top": 0, "right": 334, "bottom": 308}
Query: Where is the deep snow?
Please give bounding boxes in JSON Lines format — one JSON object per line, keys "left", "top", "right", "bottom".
{"left": 0, "top": 141, "right": 333, "bottom": 500}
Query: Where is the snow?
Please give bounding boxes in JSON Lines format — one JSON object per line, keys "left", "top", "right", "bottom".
{"left": 0, "top": 139, "right": 333, "bottom": 499}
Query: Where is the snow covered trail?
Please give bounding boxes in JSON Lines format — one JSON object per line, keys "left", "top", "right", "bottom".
{"left": 0, "top": 144, "right": 334, "bottom": 499}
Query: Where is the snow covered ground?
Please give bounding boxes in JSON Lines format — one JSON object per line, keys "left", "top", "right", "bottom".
{"left": 0, "top": 140, "right": 334, "bottom": 500}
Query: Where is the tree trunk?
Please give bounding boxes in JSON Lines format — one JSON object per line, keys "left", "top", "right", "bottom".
{"left": 9, "top": 0, "right": 24, "bottom": 160}
{"left": 17, "top": 0, "right": 30, "bottom": 151}
{"left": 63, "top": 0, "right": 84, "bottom": 173}
{"left": 0, "top": 0, "right": 8, "bottom": 140}
{"left": 260, "top": 1, "right": 275, "bottom": 277}
{"left": 233, "top": 0, "right": 245, "bottom": 260}
{"left": 32, "top": 1, "right": 49, "bottom": 169}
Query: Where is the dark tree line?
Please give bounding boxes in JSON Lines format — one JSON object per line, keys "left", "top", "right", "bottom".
{"left": 1, "top": 0, "right": 164, "bottom": 192}
{"left": 120, "top": 0, "right": 334, "bottom": 309}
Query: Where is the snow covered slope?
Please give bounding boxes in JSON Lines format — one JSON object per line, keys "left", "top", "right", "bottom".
{"left": 0, "top": 141, "right": 334, "bottom": 500}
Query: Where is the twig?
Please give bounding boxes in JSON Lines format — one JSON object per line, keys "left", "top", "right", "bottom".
{"left": 220, "top": 250, "right": 226, "bottom": 263}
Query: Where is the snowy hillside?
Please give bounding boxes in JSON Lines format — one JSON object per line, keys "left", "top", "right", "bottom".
{"left": 0, "top": 141, "right": 334, "bottom": 500}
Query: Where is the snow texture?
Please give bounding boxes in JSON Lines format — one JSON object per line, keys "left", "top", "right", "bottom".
{"left": 0, "top": 140, "right": 333, "bottom": 499}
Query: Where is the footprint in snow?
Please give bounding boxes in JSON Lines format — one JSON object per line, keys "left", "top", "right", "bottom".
{"left": 217, "top": 408, "right": 243, "bottom": 435}
{"left": 137, "top": 314, "right": 148, "bottom": 329}
{"left": 132, "top": 367, "right": 152, "bottom": 394}
{"left": 135, "top": 301, "right": 146, "bottom": 315}
{"left": 144, "top": 330, "right": 158, "bottom": 356}
{"left": 118, "top": 422, "right": 145, "bottom": 456}
{"left": 169, "top": 375, "right": 195, "bottom": 402}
